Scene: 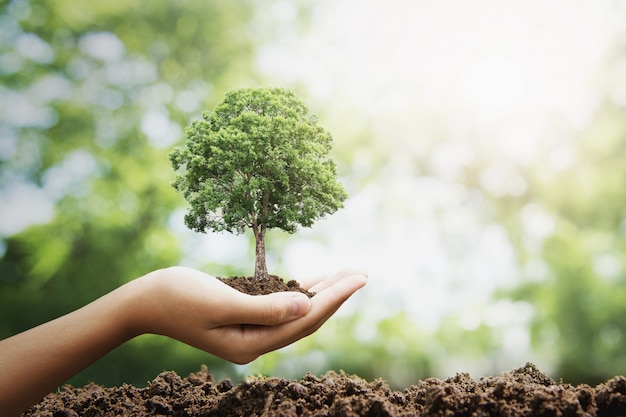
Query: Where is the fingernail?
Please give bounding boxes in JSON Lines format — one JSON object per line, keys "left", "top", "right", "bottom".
{"left": 355, "top": 272, "right": 368, "bottom": 283}
{"left": 353, "top": 272, "right": 368, "bottom": 280}
{"left": 291, "top": 294, "right": 311, "bottom": 316}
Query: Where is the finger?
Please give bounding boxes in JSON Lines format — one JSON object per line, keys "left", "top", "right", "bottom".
{"left": 307, "top": 269, "right": 368, "bottom": 293}
{"left": 258, "top": 273, "right": 367, "bottom": 351}
{"left": 242, "top": 272, "right": 367, "bottom": 352}
{"left": 292, "top": 272, "right": 367, "bottom": 338}
{"left": 222, "top": 291, "right": 312, "bottom": 326}
{"left": 297, "top": 274, "right": 328, "bottom": 291}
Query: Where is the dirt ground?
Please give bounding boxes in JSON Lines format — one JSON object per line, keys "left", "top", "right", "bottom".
{"left": 22, "top": 280, "right": 626, "bottom": 416}
{"left": 24, "top": 363, "right": 626, "bottom": 416}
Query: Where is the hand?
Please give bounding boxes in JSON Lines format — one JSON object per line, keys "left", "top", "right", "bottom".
{"left": 128, "top": 266, "right": 368, "bottom": 364}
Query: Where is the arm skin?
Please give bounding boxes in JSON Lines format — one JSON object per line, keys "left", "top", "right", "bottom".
{"left": 0, "top": 266, "right": 367, "bottom": 416}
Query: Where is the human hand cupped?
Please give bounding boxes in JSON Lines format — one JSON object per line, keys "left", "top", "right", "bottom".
{"left": 129, "top": 267, "right": 367, "bottom": 364}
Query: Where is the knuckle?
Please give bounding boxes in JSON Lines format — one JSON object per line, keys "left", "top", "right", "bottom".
{"left": 264, "top": 300, "right": 286, "bottom": 324}
{"left": 230, "top": 351, "right": 259, "bottom": 365}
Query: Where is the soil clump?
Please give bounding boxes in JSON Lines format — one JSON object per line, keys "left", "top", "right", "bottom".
{"left": 217, "top": 275, "right": 315, "bottom": 298}
{"left": 24, "top": 363, "right": 626, "bottom": 416}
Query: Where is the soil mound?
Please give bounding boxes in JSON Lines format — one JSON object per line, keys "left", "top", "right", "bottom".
{"left": 24, "top": 363, "right": 626, "bottom": 416}
{"left": 217, "top": 275, "right": 315, "bottom": 297}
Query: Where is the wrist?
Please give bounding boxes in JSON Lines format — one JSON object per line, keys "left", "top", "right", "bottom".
{"left": 118, "top": 268, "right": 174, "bottom": 338}
{"left": 113, "top": 274, "right": 154, "bottom": 339}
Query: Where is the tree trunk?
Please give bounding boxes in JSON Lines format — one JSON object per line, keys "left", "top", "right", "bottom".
{"left": 253, "top": 226, "right": 269, "bottom": 281}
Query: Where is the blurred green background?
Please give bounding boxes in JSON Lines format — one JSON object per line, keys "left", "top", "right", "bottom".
{"left": 1, "top": 0, "right": 626, "bottom": 390}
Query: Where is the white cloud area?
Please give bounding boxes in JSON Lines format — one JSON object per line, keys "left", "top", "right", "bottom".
{"left": 14, "top": 32, "right": 54, "bottom": 64}
{"left": 0, "top": 88, "right": 58, "bottom": 128}
{"left": 167, "top": 208, "right": 251, "bottom": 270}
{"left": 141, "top": 108, "right": 183, "bottom": 148}
{"left": 0, "top": 182, "right": 55, "bottom": 237}
{"left": 42, "top": 149, "right": 100, "bottom": 200}
{"left": 79, "top": 32, "right": 126, "bottom": 62}
{"left": 0, "top": 149, "right": 100, "bottom": 238}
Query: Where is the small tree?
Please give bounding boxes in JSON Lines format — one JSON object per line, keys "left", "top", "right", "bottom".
{"left": 169, "top": 87, "right": 347, "bottom": 281}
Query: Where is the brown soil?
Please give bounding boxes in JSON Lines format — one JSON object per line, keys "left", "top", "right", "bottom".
{"left": 217, "top": 275, "right": 315, "bottom": 298}
{"left": 24, "top": 363, "right": 626, "bottom": 416}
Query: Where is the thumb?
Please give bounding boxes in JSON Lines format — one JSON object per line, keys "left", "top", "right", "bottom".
{"left": 234, "top": 292, "right": 312, "bottom": 326}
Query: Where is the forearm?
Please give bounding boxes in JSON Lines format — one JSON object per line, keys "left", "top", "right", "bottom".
{"left": 0, "top": 280, "right": 141, "bottom": 416}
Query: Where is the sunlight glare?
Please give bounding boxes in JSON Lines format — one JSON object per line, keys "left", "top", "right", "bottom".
{"left": 257, "top": 0, "right": 620, "bottom": 162}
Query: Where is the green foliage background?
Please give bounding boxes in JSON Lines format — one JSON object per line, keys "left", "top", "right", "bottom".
{"left": 170, "top": 87, "right": 346, "bottom": 237}
{"left": 0, "top": 0, "right": 265, "bottom": 387}
{"left": 1, "top": 0, "right": 626, "bottom": 391}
